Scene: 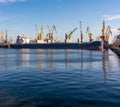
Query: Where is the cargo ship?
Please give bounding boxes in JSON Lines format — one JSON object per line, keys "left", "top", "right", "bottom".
{"left": 10, "top": 26, "right": 103, "bottom": 50}
{"left": 10, "top": 41, "right": 103, "bottom": 50}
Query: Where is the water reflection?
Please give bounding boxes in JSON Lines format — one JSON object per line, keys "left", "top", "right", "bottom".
{"left": 16, "top": 49, "right": 30, "bottom": 67}
{"left": 65, "top": 49, "right": 72, "bottom": 68}
{"left": 36, "top": 49, "right": 113, "bottom": 74}
{"left": 80, "top": 50, "right": 84, "bottom": 70}
{"left": 1, "top": 49, "right": 120, "bottom": 80}
{"left": 102, "top": 50, "right": 108, "bottom": 80}
{"left": 37, "top": 49, "right": 44, "bottom": 71}
{"left": 47, "top": 49, "right": 55, "bottom": 70}
{"left": 87, "top": 51, "right": 93, "bottom": 69}
{"left": 102, "top": 50, "right": 120, "bottom": 80}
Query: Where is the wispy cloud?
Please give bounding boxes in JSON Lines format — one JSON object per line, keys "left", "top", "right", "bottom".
{"left": 104, "top": 14, "right": 120, "bottom": 21}
{"left": 0, "top": 0, "right": 25, "bottom": 3}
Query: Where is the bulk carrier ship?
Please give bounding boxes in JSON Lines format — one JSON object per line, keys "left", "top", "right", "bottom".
{"left": 10, "top": 25, "right": 103, "bottom": 50}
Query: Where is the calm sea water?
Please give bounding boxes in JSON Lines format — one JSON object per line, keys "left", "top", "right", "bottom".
{"left": 0, "top": 49, "right": 120, "bottom": 107}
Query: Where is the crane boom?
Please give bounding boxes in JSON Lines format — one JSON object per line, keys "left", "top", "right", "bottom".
{"left": 67, "top": 27, "right": 77, "bottom": 39}
{"left": 65, "top": 27, "right": 77, "bottom": 43}
{"left": 69, "top": 28, "right": 77, "bottom": 36}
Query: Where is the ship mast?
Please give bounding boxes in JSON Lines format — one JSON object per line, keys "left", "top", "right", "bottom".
{"left": 80, "top": 21, "right": 83, "bottom": 43}
{"left": 101, "top": 20, "right": 106, "bottom": 42}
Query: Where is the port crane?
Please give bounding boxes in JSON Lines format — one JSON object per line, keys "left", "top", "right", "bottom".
{"left": 101, "top": 21, "right": 112, "bottom": 42}
{"left": 0, "top": 31, "right": 4, "bottom": 42}
{"left": 65, "top": 27, "right": 77, "bottom": 43}
{"left": 46, "top": 25, "right": 57, "bottom": 43}
{"left": 35, "top": 24, "right": 44, "bottom": 40}
{"left": 38, "top": 26, "right": 44, "bottom": 40}
{"left": 50, "top": 25, "right": 57, "bottom": 40}
{"left": 105, "top": 25, "right": 112, "bottom": 43}
{"left": 86, "top": 26, "right": 93, "bottom": 42}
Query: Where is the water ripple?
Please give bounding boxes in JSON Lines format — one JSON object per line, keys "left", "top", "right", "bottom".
{"left": 0, "top": 49, "right": 120, "bottom": 106}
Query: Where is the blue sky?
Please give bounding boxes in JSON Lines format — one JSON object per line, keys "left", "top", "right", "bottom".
{"left": 0, "top": 0, "right": 120, "bottom": 41}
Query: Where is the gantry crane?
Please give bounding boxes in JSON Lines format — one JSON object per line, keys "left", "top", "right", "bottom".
{"left": 86, "top": 26, "right": 93, "bottom": 42}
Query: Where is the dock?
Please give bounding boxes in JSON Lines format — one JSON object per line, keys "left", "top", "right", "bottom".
{"left": 109, "top": 45, "right": 120, "bottom": 56}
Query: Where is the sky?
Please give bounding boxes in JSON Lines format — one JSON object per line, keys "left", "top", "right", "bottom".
{"left": 0, "top": 0, "right": 120, "bottom": 42}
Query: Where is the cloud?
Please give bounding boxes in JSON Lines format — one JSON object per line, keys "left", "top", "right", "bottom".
{"left": 104, "top": 14, "right": 120, "bottom": 21}
{"left": 0, "top": 0, "right": 25, "bottom": 3}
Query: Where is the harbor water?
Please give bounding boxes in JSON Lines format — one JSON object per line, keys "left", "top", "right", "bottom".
{"left": 0, "top": 49, "right": 120, "bottom": 107}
